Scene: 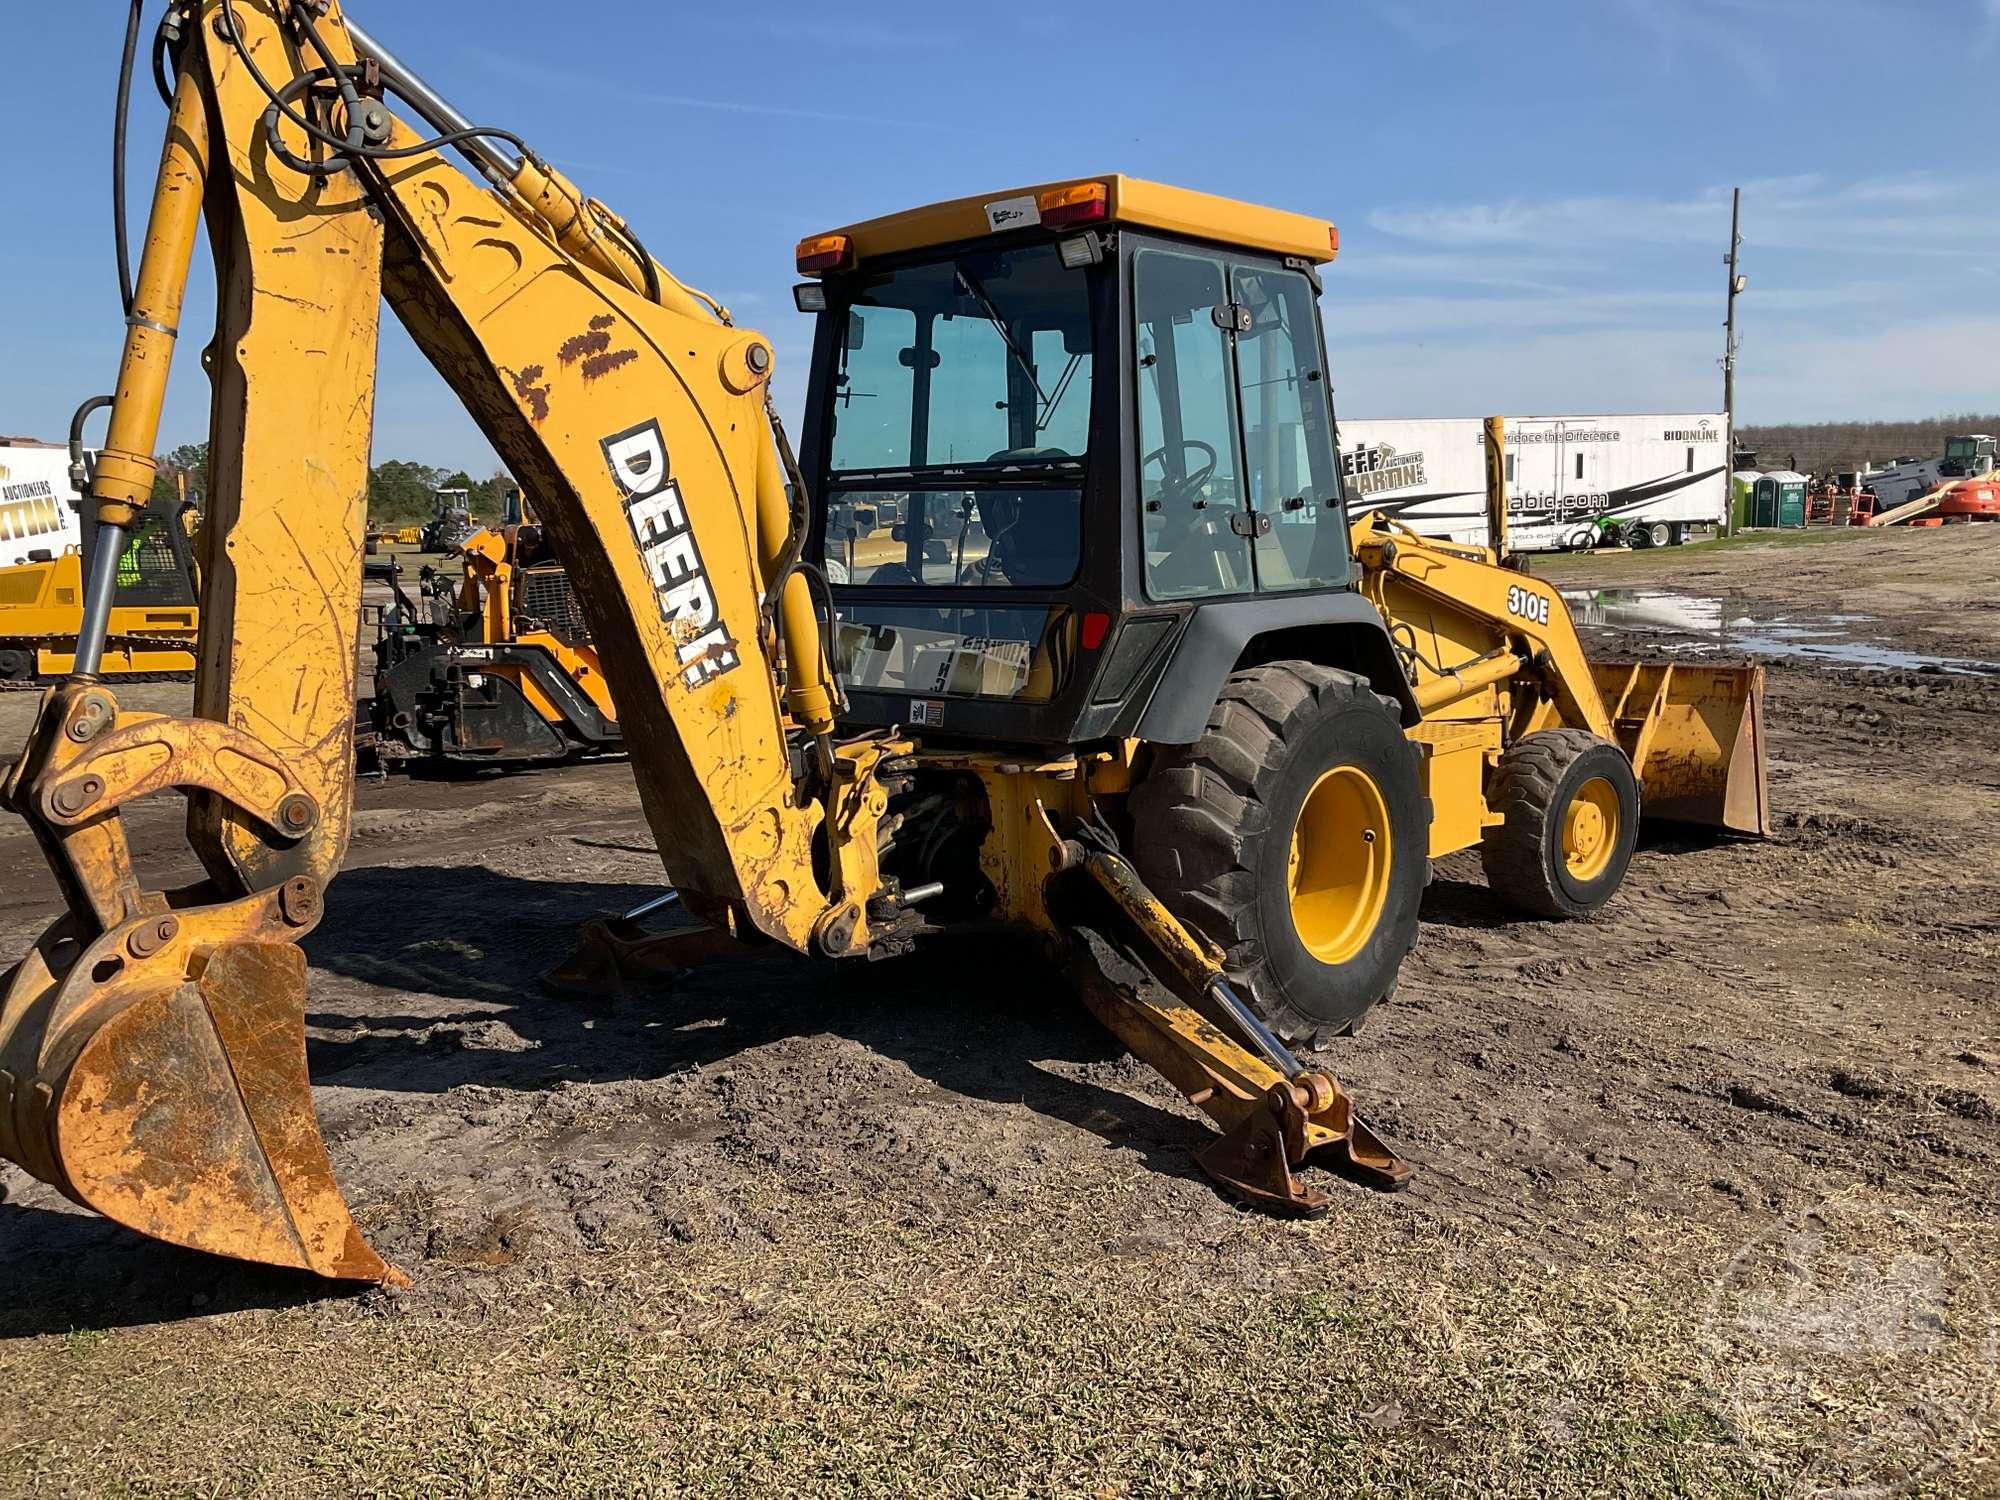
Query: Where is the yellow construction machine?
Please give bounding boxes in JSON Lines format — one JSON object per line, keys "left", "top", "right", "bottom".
{"left": 0, "top": 491, "right": 199, "bottom": 684}
{"left": 0, "top": 2, "right": 1766, "bottom": 1284}
{"left": 366, "top": 519, "right": 620, "bottom": 767}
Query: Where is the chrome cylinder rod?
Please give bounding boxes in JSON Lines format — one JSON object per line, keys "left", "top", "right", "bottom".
{"left": 623, "top": 889, "right": 682, "bottom": 923}
{"left": 69, "top": 524, "right": 128, "bottom": 677}
{"left": 1206, "top": 976, "right": 1306, "bottom": 1081}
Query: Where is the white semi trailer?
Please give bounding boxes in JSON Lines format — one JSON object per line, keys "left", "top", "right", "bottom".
{"left": 0, "top": 438, "right": 85, "bottom": 568}
{"left": 1338, "top": 412, "right": 1731, "bottom": 552}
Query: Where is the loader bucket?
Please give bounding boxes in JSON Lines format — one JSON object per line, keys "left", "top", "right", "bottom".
{"left": 0, "top": 927, "right": 399, "bottom": 1284}
{"left": 1588, "top": 660, "right": 1770, "bottom": 836}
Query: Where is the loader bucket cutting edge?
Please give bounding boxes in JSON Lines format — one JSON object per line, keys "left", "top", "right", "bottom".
{"left": 4, "top": 941, "right": 401, "bottom": 1285}
{"left": 1590, "top": 660, "right": 1770, "bottom": 837}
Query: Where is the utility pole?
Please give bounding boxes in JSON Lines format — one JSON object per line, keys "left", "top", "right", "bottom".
{"left": 1722, "top": 187, "right": 1744, "bottom": 531}
{"left": 1723, "top": 189, "right": 1744, "bottom": 441}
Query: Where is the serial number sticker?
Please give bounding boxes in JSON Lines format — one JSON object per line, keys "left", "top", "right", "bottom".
{"left": 983, "top": 195, "right": 1040, "bottom": 232}
{"left": 1506, "top": 584, "right": 1552, "bottom": 627}
{"left": 909, "top": 698, "right": 945, "bottom": 728}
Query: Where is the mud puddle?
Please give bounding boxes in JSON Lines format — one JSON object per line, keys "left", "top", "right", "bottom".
{"left": 1561, "top": 586, "right": 2000, "bottom": 675}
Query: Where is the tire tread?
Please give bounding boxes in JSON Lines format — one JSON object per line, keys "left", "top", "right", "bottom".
{"left": 1480, "top": 728, "right": 1629, "bottom": 918}
{"left": 1131, "top": 662, "right": 1424, "bottom": 1047}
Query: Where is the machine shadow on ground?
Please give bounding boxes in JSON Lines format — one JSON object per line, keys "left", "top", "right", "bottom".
{"left": 1, "top": 863, "right": 1224, "bottom": 1336}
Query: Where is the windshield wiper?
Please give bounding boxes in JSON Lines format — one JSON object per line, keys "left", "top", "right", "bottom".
{"left": 954, "top": 263, "right": 1057, "bottom": 425}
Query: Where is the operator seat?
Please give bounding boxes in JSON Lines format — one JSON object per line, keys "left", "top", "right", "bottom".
{"left": 959, "top": 448, "right": 1080, "bottom": 587}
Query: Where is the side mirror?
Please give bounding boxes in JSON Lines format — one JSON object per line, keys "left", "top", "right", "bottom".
{"left": 847, "top": 311, "right": 866, "bottom": 350}
{"left": 891, "top": 523, "right": 907, "bottom": 542}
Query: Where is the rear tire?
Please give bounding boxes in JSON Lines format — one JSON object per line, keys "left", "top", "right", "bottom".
{"left": 1647, "top": 521, "right": 1672, "bottom": 549}
{"left": 1480, "top": 729, "right": 1639, "bottom": 918}
{"left": 1131, "top": 662, "right": 1430, "bottom": 1046}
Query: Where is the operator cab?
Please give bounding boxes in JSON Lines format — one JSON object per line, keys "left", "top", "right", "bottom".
{"left": 1942, "top": 434, "right": 1997, "bottom": 479}
{"left": 794, "top": 175, "right": 1399, "bottom": 749}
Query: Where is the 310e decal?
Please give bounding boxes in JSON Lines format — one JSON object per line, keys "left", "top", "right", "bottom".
{"left": 1505, "top": 583, "right": 1551, "bottom": 627}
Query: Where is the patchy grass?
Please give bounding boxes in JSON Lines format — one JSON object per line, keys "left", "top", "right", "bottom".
{"left": 0, "top": 1212, "right": 1855, "bottom": 1498}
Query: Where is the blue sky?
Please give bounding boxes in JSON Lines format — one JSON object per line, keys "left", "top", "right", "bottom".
{"left": 4, "top": 0, "right": 1993, "bottom": 475}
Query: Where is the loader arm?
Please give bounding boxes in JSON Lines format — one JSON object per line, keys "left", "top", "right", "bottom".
{"left": 0, "top": 0, "right": 890, "bottom": 1281}
{"left": 1350, "top": 512, "right": 1768, "bottom": 837}
{"left": 1350, "top": 514, "right": 1616, "bottom": 741}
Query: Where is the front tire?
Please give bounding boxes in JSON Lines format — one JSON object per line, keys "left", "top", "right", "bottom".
{"left": 1480, "top": 729, "right": 1639, "bottom": 918}
{"left": 1131, "top": 663, "right": 1430, "bottom": 1045}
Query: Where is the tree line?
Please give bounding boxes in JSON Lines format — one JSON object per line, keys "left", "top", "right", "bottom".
{"left": 1737, "top": 414, "right": 2000, "bottom": 476}
{"left": 148, "top": 443, "right": 515, "bottom": 525}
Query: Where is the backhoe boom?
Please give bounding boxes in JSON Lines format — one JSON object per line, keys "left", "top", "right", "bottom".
{"left": 0, "top": 0, "right": 891, "bottom": 1278}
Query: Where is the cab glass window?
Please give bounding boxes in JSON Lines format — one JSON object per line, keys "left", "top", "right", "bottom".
{"left": 822, "top": 243, "right": 1093, "bottom": 591}
{"left": 1134, "top": 249, "right": 1250, "bottom": 600}
{"left": 827, "top": 305, "right": 916, "bottom": 472}
{"left": 1232, "top": 267, "right": 1348, "bottom": 590}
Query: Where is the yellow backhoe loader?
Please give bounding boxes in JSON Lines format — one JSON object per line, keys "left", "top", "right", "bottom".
{"left": 0, "top": 2, "right": 1766, "bottom": 1285}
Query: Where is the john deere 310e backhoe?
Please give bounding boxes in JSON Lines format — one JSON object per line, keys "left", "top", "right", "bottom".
{"left": 0, "top": 1, "right": 1766, "bottom": 1284}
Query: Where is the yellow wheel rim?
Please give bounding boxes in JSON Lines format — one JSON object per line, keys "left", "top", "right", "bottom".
{"left": 1287, "top": 766, "right": 1393, "bottom": 965}
{"left": 1562, "top": 776, "right": 1620, "bottom": 882}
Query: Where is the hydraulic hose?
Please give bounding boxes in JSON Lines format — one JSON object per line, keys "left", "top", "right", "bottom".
{"left": 151, "top": 11, "right": 178, "bottom": 108}
{"left": 216, "top": 0, "right": 534, "bottom": 181}
{"left": 114, "top": 0, "right": 142, "bottom": 314}
{"left": 67, "top": 395, "right": 114, "bottom": 496}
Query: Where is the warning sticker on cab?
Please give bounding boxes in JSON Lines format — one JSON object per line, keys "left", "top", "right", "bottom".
{"left": 983, "top": 195, "right": 1040, "bottom": 233}
{"left": 909, "top": 698, "right": 945, "bottom": 728}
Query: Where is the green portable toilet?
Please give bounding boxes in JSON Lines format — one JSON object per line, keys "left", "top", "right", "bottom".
{"left": 1751, "top": 471, "right": 1807, "bottom": 527}
{"left": 1732, "top": 471, "right": 1761, "bottom": 531}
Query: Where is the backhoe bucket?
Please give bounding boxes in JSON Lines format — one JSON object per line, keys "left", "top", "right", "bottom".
{"left": 1589, "top": 660, "right": 1770, "bottom": 836}
{"left": 0, "top": 925, "right": 399, "bottom": 1284}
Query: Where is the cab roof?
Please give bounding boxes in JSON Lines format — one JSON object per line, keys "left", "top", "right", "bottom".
{"left": 804, "top": 175, "right": 1340, "bottom": 268}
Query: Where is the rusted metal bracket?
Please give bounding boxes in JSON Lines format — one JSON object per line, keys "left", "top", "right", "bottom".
{"left": 35, "top": 711, "right": 318, "bottom": 840}
{"left": 3, "top": 683, "right": 322, "bottom": 938}
{"left": 1198, "top": 1074, "right": 1412, "bottom": 1211}
{"left": 1196, "top": 1083, "right": 1330, "bottom": 1217}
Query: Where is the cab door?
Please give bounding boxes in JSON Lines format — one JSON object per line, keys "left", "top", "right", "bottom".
{"left": 1230, "top": 264, "right": 1349, "bottom": 591}
{"left": 1132, "top": 245, "right": 1254, "bottom": 600}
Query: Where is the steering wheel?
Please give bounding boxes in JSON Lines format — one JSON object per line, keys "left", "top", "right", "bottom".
{"left": 1142, "top": 439, "right": 1218, "bottom": 504}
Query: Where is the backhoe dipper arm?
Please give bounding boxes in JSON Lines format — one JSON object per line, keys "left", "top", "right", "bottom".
{"left": 0, "top": 0, "right": 884, "bottom": 1282}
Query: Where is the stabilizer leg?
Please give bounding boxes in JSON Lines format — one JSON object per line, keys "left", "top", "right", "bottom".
{"left": 1059, "top": 854, "right": 1413, "bottom": 1217}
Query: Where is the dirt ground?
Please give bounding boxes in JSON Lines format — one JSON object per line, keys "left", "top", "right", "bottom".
{"left": 1, "top": 526, "right": 1996, "bottom": 1497}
